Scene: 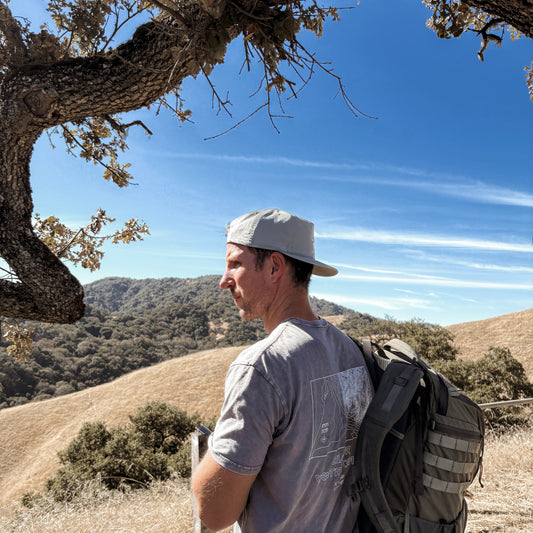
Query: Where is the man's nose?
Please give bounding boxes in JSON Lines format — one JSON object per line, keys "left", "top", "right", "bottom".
{"left": 220, "top": 271, "right": 232, "bottom": 289}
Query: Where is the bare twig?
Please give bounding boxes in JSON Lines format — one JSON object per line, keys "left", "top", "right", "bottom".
{"left": 60, "top": 125, "right": 131, "bottom": 185}
{"left": 297, "top": 41, "right": 377, "bottom": 119}
{"left": 103, "top": 115, "right": 153, "bottom": 136}
{"left": 101, "top": 3, "right": 152, "bottom": 52}
{"left": 55, "top": 228, "right": 85, "bottom": 259}
{"left": 204, "top": 102, "right": 269, "bottom": 140}
{"left": 471, "top": 17, "right": 504, "bottom": 62}
{"left": 200, "top": 64, "right": 233, "bottom": 117}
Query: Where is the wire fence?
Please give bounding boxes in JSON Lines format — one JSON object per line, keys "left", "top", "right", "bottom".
{"left": 479, "top": 397, "right": 533, "bottom": 409}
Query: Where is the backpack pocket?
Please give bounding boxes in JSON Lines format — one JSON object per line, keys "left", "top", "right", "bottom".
{"left": 405, "top": 500, "right": 468, "bottom": 533}
{"left": 411, "top": 410, "right": 482, "bottom": 526}
{"left": 426, "top": 411, "right": 484, "bottom": 488}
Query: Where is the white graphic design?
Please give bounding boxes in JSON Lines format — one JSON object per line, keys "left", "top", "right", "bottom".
{"left": 309, "top": 366, "right": 373, "bottom": 487}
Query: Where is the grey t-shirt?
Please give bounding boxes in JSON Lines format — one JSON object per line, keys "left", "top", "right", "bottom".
{"left": 209, "top": 318, "right": 374, "bottom": 532}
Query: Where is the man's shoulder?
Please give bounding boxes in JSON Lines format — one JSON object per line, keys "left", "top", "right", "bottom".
{"left": 233, "top": 325, "right": 289, "bottom": 367}
{"left": 234, "top": 318, "right": 350, "bottom": 366}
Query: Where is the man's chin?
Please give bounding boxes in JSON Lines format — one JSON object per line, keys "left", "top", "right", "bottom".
{"left": 239, "top": 309, "right": 257, "bottom": 321}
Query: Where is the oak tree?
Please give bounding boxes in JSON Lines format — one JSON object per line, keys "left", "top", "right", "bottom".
{"left": 0, "top": 0, "right": 531, "bottom": 334}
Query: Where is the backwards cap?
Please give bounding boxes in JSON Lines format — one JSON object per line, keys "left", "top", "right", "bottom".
{"left": 225, "top": 208, "right": 338, "bottom": 277}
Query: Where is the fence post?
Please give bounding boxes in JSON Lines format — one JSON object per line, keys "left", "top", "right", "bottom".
{"left": 191, "top": 426, "right": 213, "bottom": 533}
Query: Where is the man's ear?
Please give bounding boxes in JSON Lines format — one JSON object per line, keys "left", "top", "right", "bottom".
{"left": 269, "top": 252, "right": 286, "bottom": 282}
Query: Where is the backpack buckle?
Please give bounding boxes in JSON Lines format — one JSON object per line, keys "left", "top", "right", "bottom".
{"left": 350, "top": 477, "right": 371, "bottom": 499}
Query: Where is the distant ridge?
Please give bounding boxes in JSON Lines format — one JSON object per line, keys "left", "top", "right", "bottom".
{"left": 84, "top": 276, "right": 355, "bottom": 316}
{"left": 0, "top": 276, "right": 357, "bottom": 409}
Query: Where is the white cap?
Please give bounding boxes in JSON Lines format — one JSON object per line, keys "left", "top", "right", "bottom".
{"left": 225, "top": 209, "right": 338, "bottom": 277}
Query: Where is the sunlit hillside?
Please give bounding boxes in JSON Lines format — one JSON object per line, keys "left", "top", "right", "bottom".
{"left": 0, "top": 308, "right": 531, "bottom": 531}
{"left": 448, "top": 308, "right": 533, "bottom": 379}
{"left": 0, "top": 346, "right": 241, "bottom": 508}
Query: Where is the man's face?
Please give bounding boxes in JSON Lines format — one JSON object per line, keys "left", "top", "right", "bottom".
{"left": 220, "top": 243, "right": 274, "bottom": 322}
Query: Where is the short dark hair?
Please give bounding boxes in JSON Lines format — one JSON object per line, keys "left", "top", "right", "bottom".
{"left": 246, "top": 246, "right": 313, "bottom": 289}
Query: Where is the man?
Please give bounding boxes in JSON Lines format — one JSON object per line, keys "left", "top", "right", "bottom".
{"left": 192, "top": 209, "right": 374, "bottom": 532}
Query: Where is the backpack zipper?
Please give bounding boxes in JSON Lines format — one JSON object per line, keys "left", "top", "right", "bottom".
{"left": 431, "top": 419, "right": 482, "bottom": 441}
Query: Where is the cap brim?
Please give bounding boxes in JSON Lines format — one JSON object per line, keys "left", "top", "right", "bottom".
{"left": 312, "top": 263, "right": 338, "bottom": 277}
{"left": 282, "top": 252, "right": 338, "bottom": 277}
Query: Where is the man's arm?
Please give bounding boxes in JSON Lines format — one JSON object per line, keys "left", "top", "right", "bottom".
{"left": 192, "top": 450, "right": 257, "bottom": 531}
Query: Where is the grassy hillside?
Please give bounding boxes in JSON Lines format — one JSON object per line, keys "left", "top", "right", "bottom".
{"left": 0, "top": 302, "right": 531, "bottom": 530}
{"left": 0, "top": 307, "right": 531, "bottom": 509}
{"left": 0, "top": 346, "right": 240, "bottom": 508}
{"left": 448, "top": 308, "right": 533, "bottom": 379}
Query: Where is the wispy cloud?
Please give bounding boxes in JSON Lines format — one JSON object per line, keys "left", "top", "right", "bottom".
{"left": 335, "top": 171, "right": 533, "bottom": 208}
{"left": 338, "top": 273, "right": 533, "bottom": 290}
{"left": 333, "top": 264, "right": 452, "bottom": 280}
{"left": 161, "top": 152, "right": 533, "bottom": 207}
{"left": 394, "top": 288, "right": 418, "bottom": 295}
{"left": 400, "top": 179, "right": 533, "bottom": 208}
{"left": 403, "top": 250, "right": 533, "bottom": 273}
{"left": 311, "top": 292, "right": 437, "bottom": 311}
{"left": 158, "top": 151, "right": 370, "bottom": 171}
{"left": 320, "top": 229, "right": 533, "bottom": 253}
{"left": 331, "top": 263, "right": 406, "bottom": 275}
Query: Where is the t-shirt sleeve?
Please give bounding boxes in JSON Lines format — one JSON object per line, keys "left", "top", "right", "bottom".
{"left": 209, "top": 362, "right": 286, "bottom": 476}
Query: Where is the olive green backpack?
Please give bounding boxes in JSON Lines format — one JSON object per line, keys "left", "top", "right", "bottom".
{"left": 352, "top": 339, "right": 485, "bottom": 533}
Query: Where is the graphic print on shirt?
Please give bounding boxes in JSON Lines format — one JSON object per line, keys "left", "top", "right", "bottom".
{"left": 309, "top": 366, "right": 373, "bottom": 488}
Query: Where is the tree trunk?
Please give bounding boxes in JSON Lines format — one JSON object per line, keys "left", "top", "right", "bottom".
{"left": 0, "top": 122, "right": 85, "bottom": 322}
{"left": 0, "top": 2, "right": 237, "bottom": 323}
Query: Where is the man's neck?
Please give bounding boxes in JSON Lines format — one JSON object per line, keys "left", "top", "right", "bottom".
{"left": 262, "top": 289, "right": 317, "bottom": 333}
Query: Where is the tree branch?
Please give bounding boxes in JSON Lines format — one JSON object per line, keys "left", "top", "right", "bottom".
{"left": 0, "top": 0, "right": 349, "bottom": 323}
{"left": 461, "top": 0, "right": 533, "bottom": 39}
{"left": 9, "top": 12, "right": 231, "bottom": 130}
{"left": 0, "top": 2, "right": 27, "bottom": 67}
{"left": 103, "top": 115, "right": 154, "bottom": 136}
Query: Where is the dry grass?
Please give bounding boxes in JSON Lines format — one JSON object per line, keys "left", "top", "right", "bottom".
{"left": 0, "top": 308, "right": 530, "bottom": 530}
{"left": 0, "top": 428, "right": 531, "bottom": 532}
{"left": 447, "top": 308, "right": 533, "bottom": 379}
{"left": 0, "top": 478, "right": 194, "bottom": 533}
{"left": 0, "top": 477, "right": 233, "bottom": 533}
{"left": 466, "top": 427, "right": 533, "bottom": 532}
{"left": 0, "top": 346, "right": 242, "bottom": 508}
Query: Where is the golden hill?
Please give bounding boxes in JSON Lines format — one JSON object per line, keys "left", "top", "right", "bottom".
{"left": 447, "top": 308, "right": 533, "bottom": 379}
{"left": 0, "top": 308, "right": 531, "bottom": 510}
{"left": 0, "top": 346, "right": 241, "bottom": 508}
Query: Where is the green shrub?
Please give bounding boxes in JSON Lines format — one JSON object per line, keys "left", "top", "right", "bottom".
{"left": 342, "top": 316, "right": 458, "bottom": 364}
{"left": 129, "top": 401, "right": 200, "bottom": 453}
{"left": 43, "top": 402, "right": 213, "bottom": 502}
{"left": 469, "top": 347, "right": 533, "bottom": 403}
{"left": 342, "top": 317, "right": 533, "bottom": 429}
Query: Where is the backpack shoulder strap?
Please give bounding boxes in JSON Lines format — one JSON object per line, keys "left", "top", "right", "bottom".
{"left": 350, "top": 337, "right": 379, "bottom": 389}
{"left": 354, "top": 360, "right": 424, "bottom": 533}
{"left": 361, "top": 338, "right": 380, "bottom": 389}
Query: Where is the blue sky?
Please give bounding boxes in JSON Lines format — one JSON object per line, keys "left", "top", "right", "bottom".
{"left": 19, "top": 1, "right": 533, "bottom": 326}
